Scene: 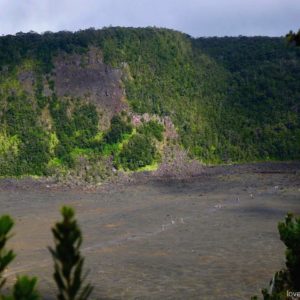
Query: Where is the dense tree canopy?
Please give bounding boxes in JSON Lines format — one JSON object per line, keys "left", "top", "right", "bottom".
{"left": 0, "top": 27, "right": 299, "bottom": 177}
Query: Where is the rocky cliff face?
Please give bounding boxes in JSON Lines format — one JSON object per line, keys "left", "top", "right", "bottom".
{"left": 53, "top": 47, "right": 127, "bottom": 118}
{"left": 16, "top": 47, "right": 127, "bottom": 129}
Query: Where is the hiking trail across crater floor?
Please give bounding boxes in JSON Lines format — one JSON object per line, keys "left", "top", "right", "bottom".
{"left": 0, "top": 162, "right": 299, "bottom": 299}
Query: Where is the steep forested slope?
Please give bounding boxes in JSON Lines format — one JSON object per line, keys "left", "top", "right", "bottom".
{"left": 195, "top": 37, "right": 300, "bottom": 160}
{"left": 0, "top": 28, "right": 299, "bottom": 178}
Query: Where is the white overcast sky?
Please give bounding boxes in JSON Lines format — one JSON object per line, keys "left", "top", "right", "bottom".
{"left": 0, "top": 0, "right": 299, "bottom": 37}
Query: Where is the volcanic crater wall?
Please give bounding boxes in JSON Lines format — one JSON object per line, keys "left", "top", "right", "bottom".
{"left": 52, "top": 47, "right": 127, "bottom": 118}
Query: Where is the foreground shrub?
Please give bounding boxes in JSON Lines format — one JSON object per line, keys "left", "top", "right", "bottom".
{"left": 253, "top": 213, "right": 300, "bottom": 299}
{"left": 0, "top": 207, "right": 92, "bottom": 300}
{"left": 0, "top": 215, "right": 39, "bottom": 299}
{"left": 5, "top": 276, "right": 40, "bottom": 300}
{"left": 0, "top": 215, "right": 16, "bottom": 291}
{"left": 49, "top": 206, "right": 93, "bottom": 300}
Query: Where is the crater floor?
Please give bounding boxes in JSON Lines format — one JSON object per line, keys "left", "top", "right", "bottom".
{"left": 1, "top": 162, "right": 299, "bottom": 299}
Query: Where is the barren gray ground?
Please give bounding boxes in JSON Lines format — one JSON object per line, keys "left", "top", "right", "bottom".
{"left": 0, "top": 162, "right": 299, "bottom": 299}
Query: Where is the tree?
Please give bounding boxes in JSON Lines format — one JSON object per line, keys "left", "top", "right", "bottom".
{"left": 0, "top": 215, "right": 15, "bottom": 291}
{"left": 0, "top": 207, "right": 93, "bottom": 300}
{"left": 118, "top": 134, "right": 157, "bottom": 170}
{"left": 254, "top": 213, "right": 300, "bottom": 299}
{"left": 0, "top": 215, "right": 39, "bottom": 299}
{"left": 286, "top": 30, "right": 300, "bottom": 46}
{"left": 278, "top": 213, "right": 300, "bottom": 290}
{"left": 7, "top": 276, "right": 40, "bottom": 300}
{"left": 49, "top": 206, "right": 93, "bottom": 300}
{"left": 104, "top": 115, "right": 133, "bottom": 145}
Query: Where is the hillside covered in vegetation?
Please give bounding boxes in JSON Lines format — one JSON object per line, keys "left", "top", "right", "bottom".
{"left": 0, "top": 27, "right": 299, "bottom": 179}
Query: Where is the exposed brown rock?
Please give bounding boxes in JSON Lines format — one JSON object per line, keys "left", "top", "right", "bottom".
{"left": 17, "top": 70, "right": 35, "bottom": 95}
{"left": 53, "top": 47, "right": 127, "bottom": 119}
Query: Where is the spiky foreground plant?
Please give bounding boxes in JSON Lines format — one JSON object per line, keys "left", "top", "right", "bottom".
{"left": 0, "top": 215, "right": 39, "bottom": 300}
{"left": 278, "top": 213, "right": 300, "bottom": 291}
{"left": 0, "top": 215, "right": 15, "bottom": 291}
{"left": 253, "top": 213, "right": 300, "bottom": 299}
{"left": 4, "top": 276, "right": 40, "bottom": 300}
{"left": 49, "top": 206, "right": 93, "bottom": 300}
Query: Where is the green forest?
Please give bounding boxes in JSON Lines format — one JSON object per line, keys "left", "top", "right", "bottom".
{"left": 0, "top": 27, "right": 299, "bottom": 178}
